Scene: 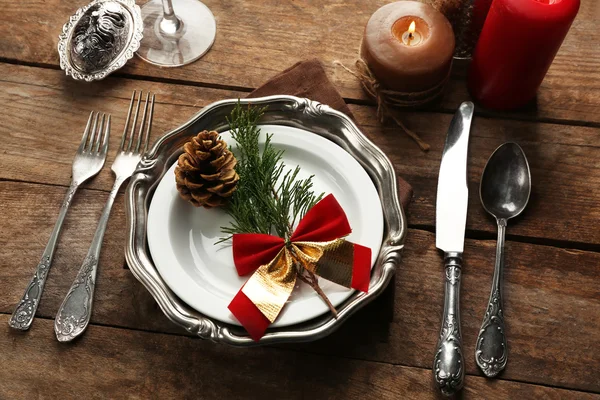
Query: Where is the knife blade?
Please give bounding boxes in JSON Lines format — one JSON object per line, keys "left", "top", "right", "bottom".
{"left": 432, "top": 101, "right": 474, "bottom": 396}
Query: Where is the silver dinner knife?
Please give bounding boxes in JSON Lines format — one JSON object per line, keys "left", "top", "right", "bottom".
{"left": 432, "top": 101, "right": 474, "bottom": 396}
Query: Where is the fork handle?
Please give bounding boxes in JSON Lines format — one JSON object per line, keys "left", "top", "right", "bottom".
{"left": 54, "top": 178, "right": 124, "bottom": 342}
{"left": 9, "top": 181, "right": 79, "bottom": 331}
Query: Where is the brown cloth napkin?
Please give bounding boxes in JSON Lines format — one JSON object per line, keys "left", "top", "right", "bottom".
{"left": 247, "top": 59, "right": 413, "bottom": 210}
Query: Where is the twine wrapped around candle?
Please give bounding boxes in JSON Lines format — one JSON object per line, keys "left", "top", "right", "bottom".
{"left": 336, "top": 58, "right": 451, "bottom": 152}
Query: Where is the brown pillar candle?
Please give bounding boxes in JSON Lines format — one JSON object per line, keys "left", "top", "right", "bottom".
{"left": 361, "top": 1, "right": 455, "bottom": 93}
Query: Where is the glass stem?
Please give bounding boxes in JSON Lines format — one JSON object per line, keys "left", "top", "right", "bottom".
{"left": 162, "top": 0, "right": 175, "bottom": 17}
{"left": 160, "top": 0, "right": 182, "bottom": 35}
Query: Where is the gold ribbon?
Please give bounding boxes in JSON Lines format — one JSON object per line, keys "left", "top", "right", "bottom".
{"left": 241, "top": 238, "right": 354, "bottom": 322}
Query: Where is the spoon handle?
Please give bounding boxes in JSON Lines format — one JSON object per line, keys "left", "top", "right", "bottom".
{"left": 475, "top": 219, "right": 508, "bottom": 377}
{"left": 433, "top": 253, "right": 465, "bottom": 396}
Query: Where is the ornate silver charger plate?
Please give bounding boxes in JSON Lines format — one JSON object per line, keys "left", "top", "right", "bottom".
{"left": 58, "top": 0, "right": 143, "bottom": 81}
{"left": 124, "top": 95, "right": 406, "bottom": 346}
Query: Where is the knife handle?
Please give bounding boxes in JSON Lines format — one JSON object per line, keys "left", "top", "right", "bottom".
{"left": 433, "top": 253, "right": 465, "bottom": 396}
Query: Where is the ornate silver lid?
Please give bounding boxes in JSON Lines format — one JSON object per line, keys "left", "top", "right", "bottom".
{"left": 58, "top": 0, "right": 143, "bottom": 81}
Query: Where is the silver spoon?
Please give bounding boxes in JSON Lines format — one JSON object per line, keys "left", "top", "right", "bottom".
{"left": 475, "top": 142, "right": 531, "bottom": 377}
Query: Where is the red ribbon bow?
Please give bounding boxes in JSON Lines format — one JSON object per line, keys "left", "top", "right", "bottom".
{"left": 228, "top": 194, "right": 371, "bottom": 341}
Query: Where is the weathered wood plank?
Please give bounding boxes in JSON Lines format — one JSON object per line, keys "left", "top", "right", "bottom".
{"left": 1, "top": 63, "right": 599, "bottom": 245}
{"left": 0, "top": 63, "right": 241, "bottom": 192}
{"left": 1, "top": 315, "right": 598, "bottom": 400}
{"left": 0, "top": 182, "right": 186, "bottom": 335}
{"left": 294, "top": 227, "right": 600, "bottom": 393}
{"left": 0, "top": 0, "right": 598, "bottom": 123}
{"left": 352, "top": 106, "right": 600, "bottom": 247}
{"left": 1, "top": 181, "right": 599, "bottom": 392}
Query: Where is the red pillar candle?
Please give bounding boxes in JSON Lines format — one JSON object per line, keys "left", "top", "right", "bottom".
{"left": 471, "top": 0, "right": 493, "bottom": 37}
{"left": 468, "top": 0, "right": 580, "bottom": 110}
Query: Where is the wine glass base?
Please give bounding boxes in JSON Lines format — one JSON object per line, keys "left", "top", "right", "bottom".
{"left": 137, "top": 0, "right": 216, "bottom": 67}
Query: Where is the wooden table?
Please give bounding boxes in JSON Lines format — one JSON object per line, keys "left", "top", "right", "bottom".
{"left": 1, "top": 0, "right": 599, "bottom": 398}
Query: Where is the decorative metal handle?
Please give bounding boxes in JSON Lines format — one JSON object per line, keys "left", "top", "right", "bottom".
{"left": 9, "top": 182, "right": 78, "bottom": 331}
{"left": 433, "top": 253, "right": 465, "bottom": 396}
{"left": 475, "top": 219, "right": 508, "bottom": 377}
{"left": 55, "top": 179, "right": 123, "bottom": 342}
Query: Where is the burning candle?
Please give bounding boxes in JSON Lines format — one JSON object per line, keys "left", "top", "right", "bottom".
{"left": 468, "top": 0, "right": 580, "bottom": 110}
{"left": 402, "top": 21, "right": 421, "bottom": 46}
{"left": 361, "top": 1, "right": 455, "bottom": 93}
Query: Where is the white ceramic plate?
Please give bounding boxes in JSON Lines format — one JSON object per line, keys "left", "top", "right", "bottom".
{"left": 147, "top": 125, "right": 384, "bottom": 327}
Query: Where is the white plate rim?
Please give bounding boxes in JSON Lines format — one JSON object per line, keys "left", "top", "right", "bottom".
{"left": 146, "top": 124, "right": 384, "bottom": 327}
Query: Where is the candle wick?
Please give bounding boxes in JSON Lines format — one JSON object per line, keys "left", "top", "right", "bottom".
{"left": 408, "top": 32, "right": 414, "bottom": 40}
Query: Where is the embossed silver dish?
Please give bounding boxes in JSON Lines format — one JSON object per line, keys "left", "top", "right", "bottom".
{"left": 124, "top": 95, "right": 406, "bottom": 346}
{"left": 58, "top": 0, "right": 143, "bottom": 81}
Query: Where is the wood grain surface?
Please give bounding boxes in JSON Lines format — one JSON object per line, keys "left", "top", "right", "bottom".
{"left": 0, "top": 0, "right": 599, "bottom": 398}
{"left": 2, "top": 315, "right": 599, "bottom": 400}
{"left": 0, "top": 0, "right": 598, "bottom": 123}
{"left": 1, "top": 182, "right": 599, "bottom": 392}
{"left": 1, "top": 63, "right": 598, "bottom": 247}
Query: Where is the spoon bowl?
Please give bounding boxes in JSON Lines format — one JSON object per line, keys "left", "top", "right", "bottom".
{"left": 480, "top": 142, "right": 531, "bottom": 221}
{"left": 475, "top": 142, "right": 531, "bottom": 378}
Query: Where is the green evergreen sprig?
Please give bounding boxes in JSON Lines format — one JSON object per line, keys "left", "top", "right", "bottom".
{"left": 219, "top": 103, "right": 323, "bottom": 242}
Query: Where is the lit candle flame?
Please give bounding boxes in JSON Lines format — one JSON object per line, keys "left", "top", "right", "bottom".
{"left": 408, "top": 21, "right": 416, "bottom": 37}
{"left": 401, "top": 20, "right": 420, "bottom": 46}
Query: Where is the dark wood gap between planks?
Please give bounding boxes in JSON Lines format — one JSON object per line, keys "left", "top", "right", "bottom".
{"left": 2, "top": 57, "right": 600, "bottom": 130}
{"left": 0, "top": 76, "right": 202, "bottom": 113}
{"left": 0, "top": 177, "right": 110, "bottom": 194}
{"left": 1, "top": 311, "right": 599, "bottom": 396}
{"left": 0, "top": 57, "right": 255, "bottom": 95}
{"left": 281, "top": 346, "right": 600, "bottom": 397}
{"left": 344, "top": 96, "right": 600, "bottom": 130}
{"left": 1, "top": 311, "right": 598, "bottom": 396}
{"left": 0, "top": 57, "right": 60, "bottom": 72}
{"left": 0, "top": 311, "right": 193, "bottom": 340}
{"left": 109, "top": 71, "right": 255, "bottom": 96}
{"left": 411, "top": 224, "right": 600, "bottom": 254}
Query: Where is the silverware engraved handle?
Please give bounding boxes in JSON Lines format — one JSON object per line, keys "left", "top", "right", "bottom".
{"left": 433, "top": 253, "right": 465, "bottom": 396}
{"left": 55, "top": 180, "right": 123, "bottom": 342}
{"left": 9, "top": 182, "right": 78, "bottom": 331}
{"left": 475, "top": 219, "right": 508, "bottom": 377}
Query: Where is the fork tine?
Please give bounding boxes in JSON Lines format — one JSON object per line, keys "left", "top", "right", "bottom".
{"left": 143, "top": 94, "right": 155, "bottom": 153}
{"left": 102, "top": 115, "right": 111, "bottom": 154}
{"left": 121, "top": 91, "right": 136, "bottom": 151}
{"left": 127, "top": 92, "right": 142, "bottom": 152}
{"left": 135, "top": 92, "right": 150, "bottom": 153}
{"left": 88, "top": 112, "right": 100, "bottom": 151}
{"left": 94, "top": 113, "right": 105, "bottom": 153}
{"left": 79, "top": 111, "right": 95, "bottom": 151}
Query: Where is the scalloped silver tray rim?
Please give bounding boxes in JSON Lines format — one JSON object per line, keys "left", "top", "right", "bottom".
{"left": 124, "top": 95, "right": 407, "bottom": 346}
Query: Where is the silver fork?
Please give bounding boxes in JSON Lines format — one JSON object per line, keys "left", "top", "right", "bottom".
{"left": 55, "top": 91, "right": 155, "bottom": 342}
{"left": 9, "top": 112, "right": 111, "bottom": 331}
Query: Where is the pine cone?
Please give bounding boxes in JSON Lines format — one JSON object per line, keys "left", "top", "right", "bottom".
{"left": 175, "top": 130, "right": 239, "bottom": 208}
